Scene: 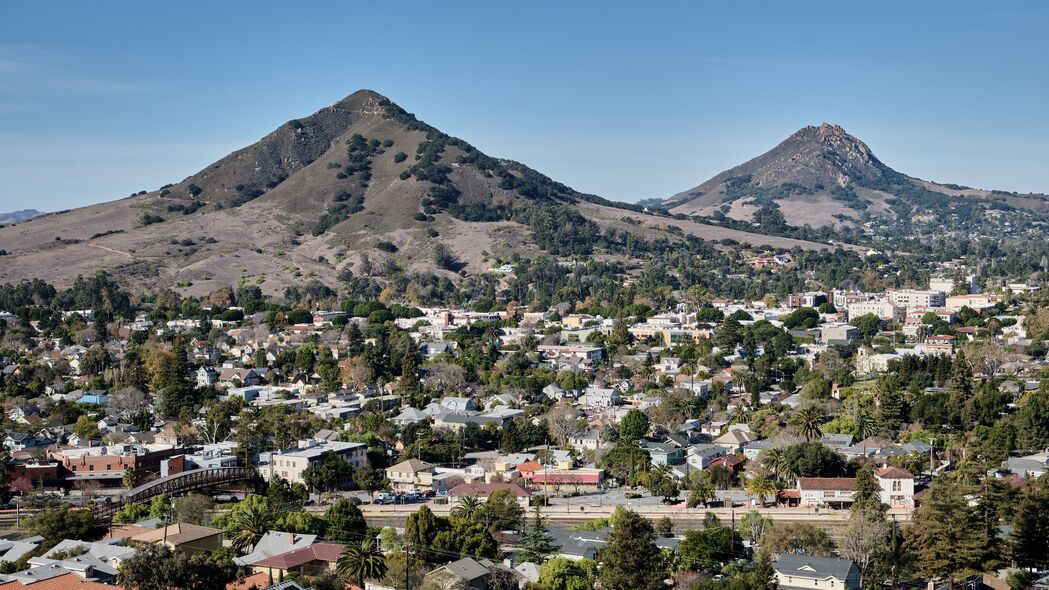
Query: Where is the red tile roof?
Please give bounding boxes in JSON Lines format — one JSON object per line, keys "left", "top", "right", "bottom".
{"left": 227, "top": 572, "right": 271, "bottom": 590}
{"left": 797, "top": 477, "right": 857, "bottom": 490}
{"left": 516, "top": 460, "right": 543, "bottom": 474}
{"left": 876, "top": 467, "right": 913, "bottom": 479}
{"left": 253, "top": 542, "right": 345, "bottom": 569}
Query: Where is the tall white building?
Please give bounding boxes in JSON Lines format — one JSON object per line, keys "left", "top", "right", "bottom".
{"left": 886, "top": 289, "right": 945, "bottom": 311}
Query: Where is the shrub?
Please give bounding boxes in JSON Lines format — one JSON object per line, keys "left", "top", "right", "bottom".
{"left": 375, "top": 241, "right": 398, "bottom": 253}
{"left": 393, "top": 152, "right": 408, "bottom": 163}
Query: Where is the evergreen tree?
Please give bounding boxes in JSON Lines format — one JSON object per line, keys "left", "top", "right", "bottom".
{"left": 946, "top": 352, "right": 974, "bottom": 425}
{"left": 519, "top": 505, "right": 558, "bottom": 565}
{"left": 596, "top": 510, "right": 665, "bottom": 590}
{"left": 905, "top": 478, "right": 987, "bottom": 586}
{"left": 750, "top": 550, "right": 778, "bottom": 590}
{"left": 1010, "top": 483, "right": 1049, "bottom": 569}
{"left": 852, "top": 465, "right": 884, "bottom": 516}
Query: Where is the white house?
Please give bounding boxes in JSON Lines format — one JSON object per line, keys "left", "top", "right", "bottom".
{"left": 773, "top": 555, "right": 860, "bottom": 590}
{"left": 876, "top": 467, "right": 914, "bottom": 507}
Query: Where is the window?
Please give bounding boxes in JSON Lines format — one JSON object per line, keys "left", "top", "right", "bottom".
{"left": 89, "top": 465, "right": 94, "bottom": 471}
{"left": 892, "top": 480, "right": 902, "bottom": 491}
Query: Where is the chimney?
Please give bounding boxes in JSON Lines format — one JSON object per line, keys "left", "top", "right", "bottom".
{"left": 288, "top": 531, "right": 294, "bottom": 545}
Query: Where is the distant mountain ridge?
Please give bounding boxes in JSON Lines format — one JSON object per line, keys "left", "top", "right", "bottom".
{"left": 665, "top": 123, "right": 1049, "bottom": 227}
{"left": 0, "top": 209, "right": 43, "bottom": 224}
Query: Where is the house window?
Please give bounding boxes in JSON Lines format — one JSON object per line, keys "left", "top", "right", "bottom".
{"left": 892, "top": 480, "right": 902, "bottom": 491}
{"left": 89, "top": 465, "right": 94, "bottom": 471}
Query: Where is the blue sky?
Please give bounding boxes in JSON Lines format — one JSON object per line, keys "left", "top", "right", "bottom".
{"left": 2, "top": 1, "right": 1048, "bottom": 211}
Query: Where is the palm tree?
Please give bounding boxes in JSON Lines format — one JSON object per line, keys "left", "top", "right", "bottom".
{"left": 336, "top": 539, "right": 388, "bottom": 588}
{"left": 688, "top": 481, "right": 716, "bottom": 508}
{"left": 729, "top": 404, "right": 747, "bottom": 425}
{"left": 759, "top": 447, "right": 789, "bottom": 482}
{"left": 229, "top": 502, "right": 274, "bottom": 551}
{"left": 745, "top": 476, "right": 780, "bottom": 507}
{"left": 451, "top": 495, "right": 482, "bottom": 521}
{"left": 792, "top": 407, "right": 824, "bottom": 442}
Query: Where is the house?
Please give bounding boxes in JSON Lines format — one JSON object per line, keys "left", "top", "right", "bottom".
{"left": 196, "top": 367, "right": 218, "bottom": 388}
{"left": 567, "top": 429, "right": 606, "bottom": 452}
{"left": 0, "top": 573, "right": 114, "bottom": 590}
{"left": 233, "top": 531, "right": 320, "bottom": 567}
{"left": 26, "top": 539, "right": 136, "bottom": 583}
{"left": 386, "top": 458, "right": 436, "bottom": 491}
{"left": 578, "top": 387, "right": 620, "bottom": 409}
{"left": 260, "top": 440, "right": 368, "bottom": 485}
{"left": 642, "top": 441, "right": 684, "bottom": 466}
{"left": 876, "top": 467, "right": 915, "bottom": 507}
{"left": 129, "top": 523, "right": 223, "bottom": 555}
{"left": 713, "top": 428, "right": 755, "bottom": 453}
{"left": 391, "top": 407, "right": 428, "bottom": 427}
{"left": 797, "top": 477, "right": 856, "bottom": 509}
{"left": 0, "top": 536, "right": 42, "bottom": 566}
{"left": 250, "top": 543, "right": 345, "bottom": 579}
{"left": 423, "top": 557, "right": 505, "bottom": 590}
{"left": 440, "top": 397, "right": 476, "bottom": 413}
{"left": 773, "top": 555, "right": 860, "bottom": 590}
{"left": 448, "top": 483, "right": 531, "bottom": 507}
{"left": 686, "top": 444, "right": 727, "bottom": 469}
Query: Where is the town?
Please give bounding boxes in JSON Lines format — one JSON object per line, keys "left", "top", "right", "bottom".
{"left": 0, "top": 260, "right": 1045, "bottom": 590}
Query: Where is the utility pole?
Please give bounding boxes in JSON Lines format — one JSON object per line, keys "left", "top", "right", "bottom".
{"left": 405, "top": 540, "right": 411, "bottom": 590}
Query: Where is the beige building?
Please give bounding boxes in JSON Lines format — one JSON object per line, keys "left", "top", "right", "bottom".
{"left": 262, "top": 439, "right": 368, "bottom": 485}
{"left": 130, "top": 523, "right": 223, "bottom": 555}
{"left": 386, "top": 458, "right": 436, "bottom": 491}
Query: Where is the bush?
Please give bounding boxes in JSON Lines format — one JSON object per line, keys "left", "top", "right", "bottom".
{"left": 393, "top": 151, "right": 408, "bottom": 163}
{"left": 141, "top": 214, "right": 164, "bottom": 226}
{"left": 375, "top": 241, "right": 398, "bottom": 253}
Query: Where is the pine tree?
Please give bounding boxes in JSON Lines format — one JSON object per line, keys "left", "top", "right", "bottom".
{"left": 905, "top": 478, "right": 986, "bottom": 587}
{"left": 1010, "top": 484, "right": 1049, "bottom": 569}
{"left": 852, "top": 465, "right": 884, "bottom": 516}
{"left": 518, "top": 505, "right": 558, "bottom": 565}
{"left": 750, "top": 550, "right": 778, "bottom": 590}
{"left": 597, "top": 509, "right": 665, "bottom": 590}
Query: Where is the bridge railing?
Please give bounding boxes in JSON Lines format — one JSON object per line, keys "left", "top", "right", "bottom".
{"left": 94, "top": 467, "right": 259, "bottom": 520}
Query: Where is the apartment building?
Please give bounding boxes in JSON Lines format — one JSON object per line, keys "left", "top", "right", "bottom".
{"left": 261, "top": 439, "right": 368, "bottom": 484}
{"left": 886, "top": 289, "right": 945, "bottom": 311}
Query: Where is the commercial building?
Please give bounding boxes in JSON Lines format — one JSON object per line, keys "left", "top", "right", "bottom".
{"left": 260, "top": 440, "right": 368, "bottom": 484}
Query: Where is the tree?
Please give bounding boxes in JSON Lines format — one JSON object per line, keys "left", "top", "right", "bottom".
{"left": 72, "top": 414, "right": 101, "bottom": 440}
{"left": 539, "top": 557, "right": 598, "bottom": 590}
{"left": 118, "top": 544, "right": 237, "bottom": 590}
{"left": 1009, "top": 482, "right": 1049, "bottom": 570}
{"left": 839, "top": 492, "right": 890, "bottom": 588}
{"left": 620, "top": 409, "right": 650, "bottom": 442}
{"left": 227, "top": 498, "right": 274, "bottom": 551}
{"left": 336, "top": 539, "right": 388, "bottom": 588}
{"left": 302, "top": 452, "right": 354, "bottom": 492}
{"left": 596, "top": 509, "right": 665, "bottom": 590}
{"left": 751, "top": 550, "right": 778, "bottom": 590}
{"left": 745, "top": 475, "right": 779, "bottom": 507}
{"left": 519, "top": 505, "right": 558, "bottom": 564}
{"left": 850, "top": 313, "right": 882, "bottom": 339}
{"left": 759, "top": 522, "right": 835, "bottom": 557}
{"left": 677, "top": 526, "right": 742, "bottom": 570}
{"left": 452, "top": 496, "right": 483, "bottom": 521}
{"left": 353, "top": 465, "right": 388, "bottom": 496}
{"left": 174, "top": 493, "right": 214, "bottom": 526}
{"left": 791, "top": 407, "right": 824, "bottom": 441}
{"left": 480, "top": 489, "right": 524, "bottom": 531}
{"left": 760, "top": 447, "right": 791, "bottom": 483}
{"left": 325, "top": 499, "right": 368, "bottom": 543}
{"left": 29, "top": 506, "right": 104, "bottom": 545}
{"left": 406, "top": 506, "right": 446, "bottom": 563}
{"left": 905, "top": 478, "right": 987, "bottom": 587}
